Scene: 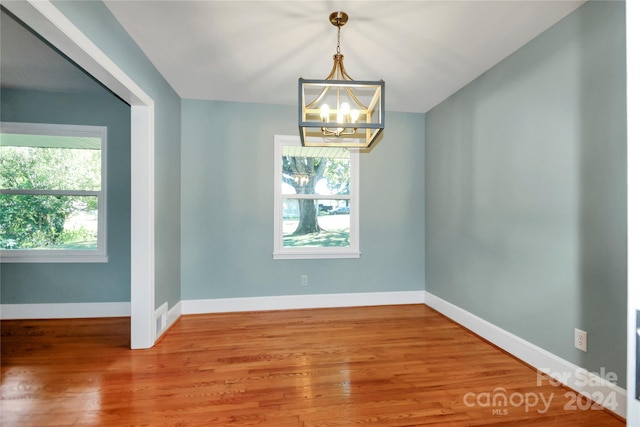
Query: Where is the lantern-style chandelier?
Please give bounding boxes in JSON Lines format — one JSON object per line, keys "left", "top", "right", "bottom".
{"left": 298, "top": 11, "right": 385, "bottom": 149}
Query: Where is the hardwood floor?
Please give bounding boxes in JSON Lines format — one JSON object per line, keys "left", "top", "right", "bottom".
{"left": 1, "top": 305, "right": 625, "bottom": 426}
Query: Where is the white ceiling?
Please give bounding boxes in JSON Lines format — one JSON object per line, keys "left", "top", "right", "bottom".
{"left": 1, "top": 1, "right": 586, "bottom": 113}
{"left": 104, "top": 0, "right": 585, "bottom": 113}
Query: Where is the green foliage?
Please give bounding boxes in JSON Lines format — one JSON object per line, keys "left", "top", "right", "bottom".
{"left": 0, "top": 146, "right": 100, "bottom": 191}
{"left": 323, "top": 158, "right": 350, "bottom": 194}
{"left": 0, "top": 194, "right": 72, "bottom": 248}
{"left": 0, "top": 146, "right": 100, "bottom": 249}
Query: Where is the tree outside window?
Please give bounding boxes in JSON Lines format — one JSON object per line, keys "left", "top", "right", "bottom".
{"left": 273, "top": 135, "right": 360, "bottom": 259}
{"left": 0, "top": 122, "right": 107, "bottom": 263}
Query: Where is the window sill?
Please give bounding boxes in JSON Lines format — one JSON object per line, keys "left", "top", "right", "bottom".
{"left": 1, "top": 252, "right": 108, "bottom": 263}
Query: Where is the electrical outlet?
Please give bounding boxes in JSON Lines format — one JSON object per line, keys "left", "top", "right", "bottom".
{"left": 301, "top": 275, "right": 309, "bottom": 286}
{"left": 575, "top": 328, "right": 588, "bottom": 352}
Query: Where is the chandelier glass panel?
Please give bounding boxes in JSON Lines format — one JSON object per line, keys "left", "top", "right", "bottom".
{"left": 298, "top": 12, "right": 385, "bottom": 149}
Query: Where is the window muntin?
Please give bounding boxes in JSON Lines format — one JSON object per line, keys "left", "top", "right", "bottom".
{"left": 0, "top": 122, "right": 107, "bottom": 262}
{"left": 274, "top": 135, "right": 360, "bottom": 259}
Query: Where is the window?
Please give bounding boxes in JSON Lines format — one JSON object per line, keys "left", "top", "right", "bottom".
{"left": 0, "top": 122, "right": 107, "bottom": 263}
{"left": 273, "top": 135, "right": 360, "bottom": 259}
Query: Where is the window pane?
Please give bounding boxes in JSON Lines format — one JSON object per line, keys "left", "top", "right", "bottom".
{"left": 0, "top": 145, "right": 101, "bottom": 191}
{"left": 0, "top": 194, "right": 98, "bottom": 250}
{"left": 274, "top": 135, "right": 359, "bottom": 259}
{"left": 281, "top": 146, "right": 350, "bottom": 196}
{"left": 282, "top": 199, "right": 350, "bottom": 247}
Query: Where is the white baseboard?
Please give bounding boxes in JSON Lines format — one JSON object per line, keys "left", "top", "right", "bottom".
{"left": 167, "top": 301, "right": 181, "bottom": 329}
{"left": 154, "top": 301, "right": 181, "bottom": 340}
{"left": 182, "top": 290, "right": 425, "bottom": 315}
{"left": 154, "top": 302, "right": 169, "bottom": 339}
{"left": 3, "top": 292, "right": 625, "bottom": 419}
{"left": 424, "top": 291, "right": 626, "bottom": 419}
{"left": 0, "top": 302, "right": 130, "bottom": 319}
{"left": 156, "top": 301, "right": 182, "bottom": 341}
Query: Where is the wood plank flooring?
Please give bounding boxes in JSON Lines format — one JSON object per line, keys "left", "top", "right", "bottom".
{"left": 1, "top": 305, "right": 626, "bottom": 426}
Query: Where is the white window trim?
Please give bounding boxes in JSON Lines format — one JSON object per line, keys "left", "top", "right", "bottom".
{"left": 273, "top": 134, "right": 360, "bottom": 260}
{"left": 1, "top": 122, "right": 108, "bottom": 263}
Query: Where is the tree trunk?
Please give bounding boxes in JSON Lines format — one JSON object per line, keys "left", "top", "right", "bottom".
{"left": 282, "top": 156, "right": 327, "bottom": 236}
{"left": 293, "top": 199, "right": 321, "bottom": 235}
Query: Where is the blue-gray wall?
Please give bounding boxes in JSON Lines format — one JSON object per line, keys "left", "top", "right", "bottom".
{"left": 425, "top": 1, "right": 626, "bottom": 386}
{"left": 181, "top": 100, "right": 425, "bottom": 300}
{"left": 52, "top": 0, "right": 182, "bottom": 310}
{"left": 2, "top": 1, "right": 628, "bottom": 391}
{"left": 0, "top": 88, "right": 131, "bottom": 303}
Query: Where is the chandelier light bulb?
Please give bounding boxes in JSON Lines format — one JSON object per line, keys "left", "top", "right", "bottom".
{"left": 340, "top": 102, "right": 352, "bottom": 124}
{"left": 320, "top": 104, "right": 330, "bottom": 122}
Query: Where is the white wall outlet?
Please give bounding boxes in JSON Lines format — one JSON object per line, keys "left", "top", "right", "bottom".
{"left": 575, "top": 328, "right": 588, "bottom": 352}
{"left": 301, "top": 275, "right": 309, "bottom": 286}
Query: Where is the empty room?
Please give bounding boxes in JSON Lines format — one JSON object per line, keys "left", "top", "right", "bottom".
{"left": 1, "top": 0, "right": 637, "bottom": 426}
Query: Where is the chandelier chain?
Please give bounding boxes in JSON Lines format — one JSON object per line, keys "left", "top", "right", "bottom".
{"left": 336, "top": 25, "right": 341, "bottom": 54}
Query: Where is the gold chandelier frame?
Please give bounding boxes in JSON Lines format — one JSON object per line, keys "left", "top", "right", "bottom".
{"left": 298, "top": 11, "right": 385, "bottom": 149}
